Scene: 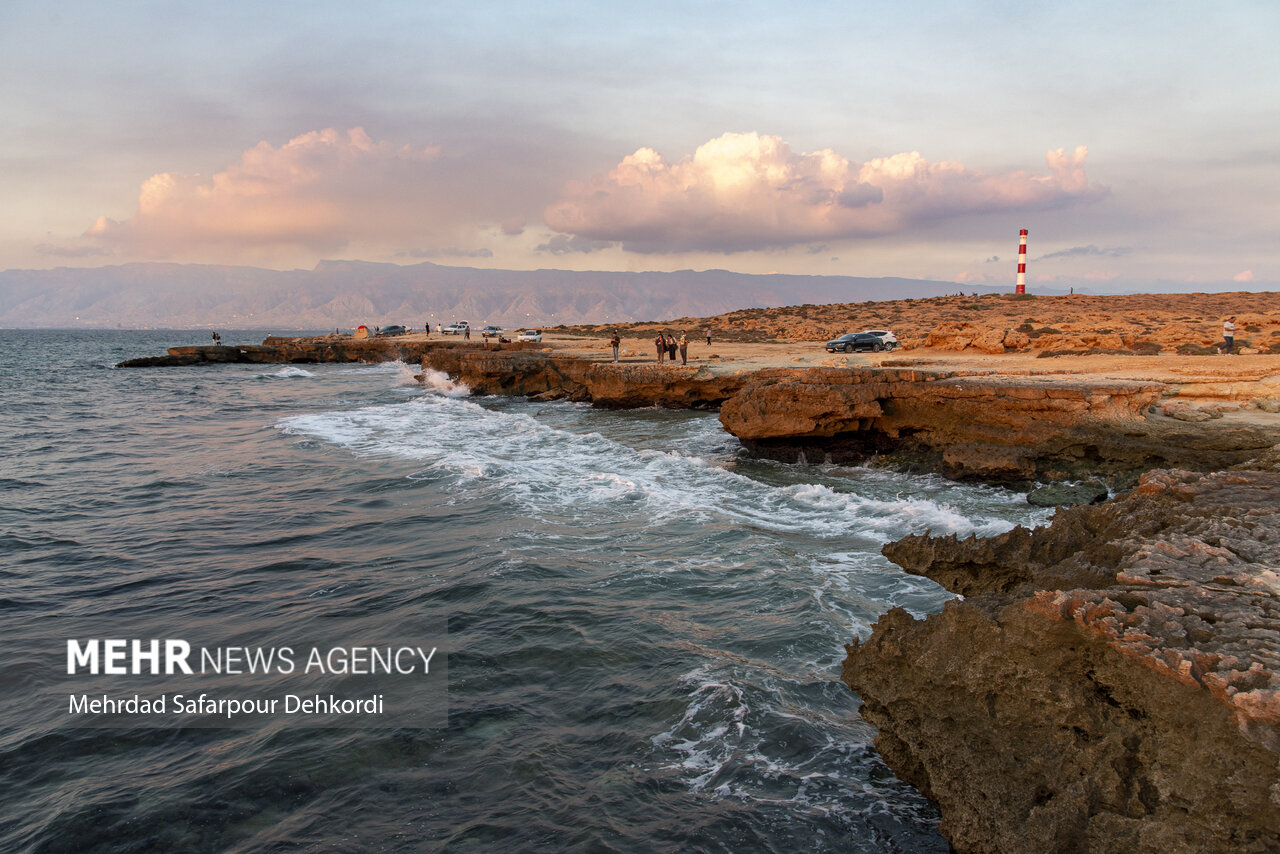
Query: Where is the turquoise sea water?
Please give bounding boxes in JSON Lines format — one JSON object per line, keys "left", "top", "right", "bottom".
{"left": 0, "top": 330, "right": 1050, "bottom": 853}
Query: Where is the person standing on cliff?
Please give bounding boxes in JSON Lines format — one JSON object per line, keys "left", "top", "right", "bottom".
{"left": 464, "top": 325, "right": 470, "bottom": 340}
{"left": 1221, "top": 316, "right": 1236, "bottom": 354}
{"left": 610, "top": 330, "right": 620, "bottom": 363}
{"left": 655, "top": 332, "right": 665, "bottom": 363}
{"left": 705, "top": 327, "right": 712, "bottom": 346}
{"left": 678, "top": 332, "right": 688, "bottom": 365}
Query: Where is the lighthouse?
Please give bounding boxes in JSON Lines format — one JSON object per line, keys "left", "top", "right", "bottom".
{"left": 1016, "top": 228, "right": 1028, "bottom": 294}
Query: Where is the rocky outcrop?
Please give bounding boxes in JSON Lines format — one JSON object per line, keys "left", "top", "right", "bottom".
{"left": 422, "top": 348, "right": 748, "bottom": 408}
{"left": 117, "top": 336, "right": 533, "bottom": 367}
{"left": 416, "top": 350, "right": 1279, "bottom": 484}
{"left": 718, "top": 367, "right": 1278, "bottom": 482}
{"left": 842, "top": 466, "right": 1280, "bottom": 853}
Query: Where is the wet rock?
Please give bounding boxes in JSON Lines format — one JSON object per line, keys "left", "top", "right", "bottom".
{"left": 1026, "top": 480, "right": 1109, "bottom": 507}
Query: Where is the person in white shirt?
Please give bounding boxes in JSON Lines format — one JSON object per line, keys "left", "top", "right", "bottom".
{"left": 1222, "top": 316, "right": 1236, "bottom": 354}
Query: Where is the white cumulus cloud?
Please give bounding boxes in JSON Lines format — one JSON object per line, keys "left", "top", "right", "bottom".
{"left": 544, "top": 133, "right": 1107, "bottom": 253}
{"left": 84, "top": 128, "right": 482, "bottom": 259}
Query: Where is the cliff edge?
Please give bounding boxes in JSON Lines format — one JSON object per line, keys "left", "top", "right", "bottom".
{"left": 842, "top": 465, "right": 1280, "bottom": 853}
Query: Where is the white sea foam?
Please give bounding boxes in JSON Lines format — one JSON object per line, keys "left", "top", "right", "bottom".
{"left": 277, "top": 394, "right": 1043, "bottom": 544}
{"left": 417, "top": 367, "right": 470, "bottom": 397}
{"left": 263, "top": 366, "right": 315, "bottom": 378}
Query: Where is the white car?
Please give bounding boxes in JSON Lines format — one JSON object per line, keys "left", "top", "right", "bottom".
{"left": 479, "top": 325, "right": 504, "bottom": 338}
{"left": 517, "top": 329, "right": 543, "bottom": 343}
{"left": 441, "top": 322, "right": 470, "bottom": 335}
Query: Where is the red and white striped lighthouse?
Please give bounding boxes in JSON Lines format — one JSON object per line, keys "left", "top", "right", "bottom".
{"left": 1015, "top": 228, "right": 1028, "bottom": 294}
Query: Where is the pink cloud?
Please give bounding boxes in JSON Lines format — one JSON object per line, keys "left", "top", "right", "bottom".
{"left": 544, "top": 133, "right": 1107, "bottom": 253}
{"left": 1234, "top": 269, "right": 1255, "bottom": 282}
{"left": 85, "top": 128, "right": 461, "bottom": 257}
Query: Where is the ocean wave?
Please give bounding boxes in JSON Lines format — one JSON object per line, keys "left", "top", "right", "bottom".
{"left": 276, "top": 395, "right": 1040, "bottom": 547}
{"left": 259, "top": 366, "right": 316, "bottom": 378}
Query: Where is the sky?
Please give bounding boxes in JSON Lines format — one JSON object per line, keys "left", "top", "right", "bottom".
{"left": 2, "top": 0, "right": 1278, "bottom": 290}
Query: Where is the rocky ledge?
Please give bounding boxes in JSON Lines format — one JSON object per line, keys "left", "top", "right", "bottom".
{"left": 720, "top": 366, "right": 1280, "bottom": 483}
{"left": 422, "top": 347, "right": 750, "bottom": 408}
{"left": 117, "top": 336, "right": 533, "bottom": 367}
{"left": 843, "top": 465, "right": 1280, "bottom": 853}
{"left": 425, "top": 350, "right": 1279, "bottom": 485}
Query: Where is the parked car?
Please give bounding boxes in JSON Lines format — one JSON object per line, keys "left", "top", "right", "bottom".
{"left": 479, "top": 325, "right": 504, "bottom": 338}
{"left": 516, "top": 329, "right": 543, "bottom": 343}
{"left": 441, "top": 322, "right": 470, "bottom": 335}
{"left": 376, "top": 325, "right": 407, "bottom": 337}
{"left": 824, "top": 330, "right": 898, "bottom": 353}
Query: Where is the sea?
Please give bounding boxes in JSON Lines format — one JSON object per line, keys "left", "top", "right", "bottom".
{"left": 0, "top": 329, "right": 1051, "bottom": 853}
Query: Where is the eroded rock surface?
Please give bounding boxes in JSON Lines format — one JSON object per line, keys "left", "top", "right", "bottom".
{"left": 843, "top": 467, "right": 1280, "bottom": 853}
{"left": 423, "top": 348, "right": 748, "bottom": 408}
{"left": 719, "top": 367, "right": 1276, "bottom": 482}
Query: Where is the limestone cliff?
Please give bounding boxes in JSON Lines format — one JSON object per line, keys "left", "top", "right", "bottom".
{"left": 718, "top": 367, "right": 1277, "bottom": 482}
{"left": 422, "top": 348, "right": 748, "bottom": 409}
{"left": 843, "top": 467, "right": 1280, "bottom": 853}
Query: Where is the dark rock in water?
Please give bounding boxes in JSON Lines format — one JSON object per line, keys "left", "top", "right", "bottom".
{"left": 117, "top": 336, "right": 536, "bottom": 368}
{"left": 843, "top": 466, "right": 1280, "bottom": 853}
{"left": 1026, "top": 480, "right": 1109, "bottom": 507}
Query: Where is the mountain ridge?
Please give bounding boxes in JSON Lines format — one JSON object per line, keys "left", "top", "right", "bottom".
{"left": 0, "top": 260, "right": 1005, "bottom": 329}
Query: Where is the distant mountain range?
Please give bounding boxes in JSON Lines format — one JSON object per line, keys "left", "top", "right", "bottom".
{"left": 0, "top": 259, "right": 1023, "bottom": 329}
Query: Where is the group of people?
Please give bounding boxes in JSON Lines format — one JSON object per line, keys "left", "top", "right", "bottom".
{"left": 653, "top": 332, "right": 688, "bottom": 364}
{"left": 603, "top": 328, "right": 714, "bottom": 365}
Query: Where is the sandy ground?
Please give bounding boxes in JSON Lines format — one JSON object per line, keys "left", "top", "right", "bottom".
{"left": 535, "top": 332, "right": 1280, "bottom": 426}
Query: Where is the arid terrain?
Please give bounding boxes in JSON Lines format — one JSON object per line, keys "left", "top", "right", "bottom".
{"left": 553, "top": 289, "right": 1280, "bottom": 354}
{"left": 540, "top": 290, "right": 1280, "bottom": 419}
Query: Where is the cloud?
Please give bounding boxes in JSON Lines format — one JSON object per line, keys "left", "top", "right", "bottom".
{"left": 535, "top": 234, "right": 615, "bottom": 255}
{"left": 1234, "top": 269, "right": 1255, "bottom": 282}
{"left": 1037, "top": 244, "right": 1130, "bottom": 261}
{"left": 85, "top": 128, "right": 454, "bottom": 257}
{"left": 544, "top": 133, "right": 1107, "bottom": 253}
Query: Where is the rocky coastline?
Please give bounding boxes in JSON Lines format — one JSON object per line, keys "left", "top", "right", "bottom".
{"left": 119, "top": 331, "right": 1280, "bottom": 850}
{"left": 419, "top": 342, "right": 1280, "bottom": 851}
{"left": 421, "top": 346, "right": 1279, "bottom": 487}
{"left": 115, "top": 335, "right": 536, "bottom": 368}
{"left": 843, "top": 464, "right": 1280, "bottom": 853}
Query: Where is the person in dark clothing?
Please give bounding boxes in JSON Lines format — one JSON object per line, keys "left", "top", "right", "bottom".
{"left": 610, "top": 331, "right": 620, "bottom": 363}
{"left": 705, "top": 327, "right": 712, "bottom": 346}
{"left": 464, "top": 325, "right": 470, "bottom": 340}
{"left": 655, "top": 333, "right": 665, "bottom": 363}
